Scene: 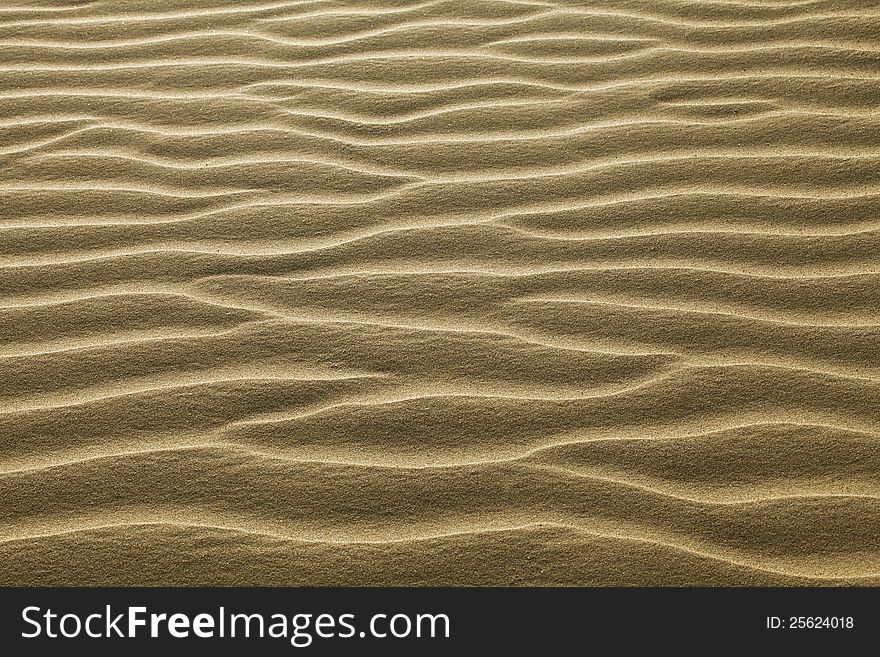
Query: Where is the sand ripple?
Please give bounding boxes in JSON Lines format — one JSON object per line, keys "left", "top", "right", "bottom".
{"left": 0, "top": 0, "right": 877, "bottom": 585}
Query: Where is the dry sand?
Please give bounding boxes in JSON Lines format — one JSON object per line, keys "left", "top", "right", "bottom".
{"left": 0, "top": 0, "right": 878, "bottom": 585}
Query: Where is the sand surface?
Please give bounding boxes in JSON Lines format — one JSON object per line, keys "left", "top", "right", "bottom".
{"left": 0, "top": 0, "right": 878, "bottom": 585}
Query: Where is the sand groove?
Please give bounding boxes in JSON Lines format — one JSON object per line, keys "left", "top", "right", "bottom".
{"left": 0, "top": 0, "right": 877, "bottom": 585}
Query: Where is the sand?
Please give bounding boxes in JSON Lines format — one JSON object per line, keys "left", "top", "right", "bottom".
{"left": 0, "top": 0, "right": 878, "bottom": 586}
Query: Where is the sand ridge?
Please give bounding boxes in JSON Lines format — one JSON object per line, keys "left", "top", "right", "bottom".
{"left": 0, "top": 0, "right": 878, "bottom": 585}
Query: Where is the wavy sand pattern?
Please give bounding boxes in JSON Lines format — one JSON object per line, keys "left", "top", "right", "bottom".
{"left": 0, "top": 0, "right": 878, "bottom": 585}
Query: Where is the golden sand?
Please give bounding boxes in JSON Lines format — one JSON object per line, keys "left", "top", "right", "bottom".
{"left": 0, "top": 0, "right": 878, "bottom": 585}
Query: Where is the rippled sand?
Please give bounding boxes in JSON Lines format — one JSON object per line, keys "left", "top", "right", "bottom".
{"left": 0, "top": 0, "right": 878, "bottom": 585}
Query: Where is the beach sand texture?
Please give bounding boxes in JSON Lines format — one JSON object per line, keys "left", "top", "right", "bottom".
{"left": 0, "top": 0, "right": 878, "bottom": 585}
